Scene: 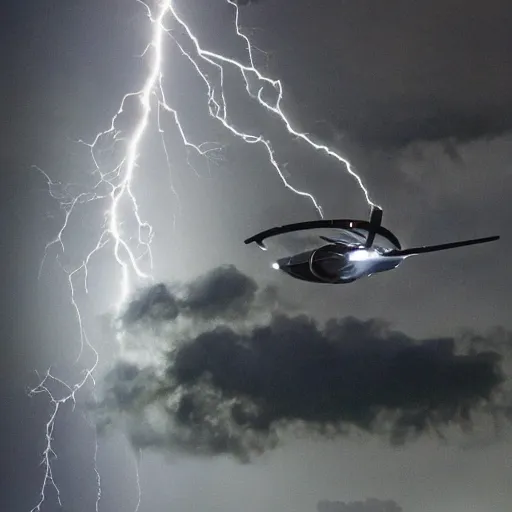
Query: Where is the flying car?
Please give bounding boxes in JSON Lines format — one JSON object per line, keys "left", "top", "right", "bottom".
{"left": 244, "top": 206, "right": 500, "bottom": 284}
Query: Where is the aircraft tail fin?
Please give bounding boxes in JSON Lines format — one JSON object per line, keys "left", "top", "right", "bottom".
{"left": 364, "top": 206, "right": 383, "bottom": 248}
{"left": 386, "top": 235, "right": 500, "bottom": 257}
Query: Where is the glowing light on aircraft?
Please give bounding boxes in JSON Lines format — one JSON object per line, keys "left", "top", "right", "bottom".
{"left": 348, "top": 249, "right": 374, "bottom": 261}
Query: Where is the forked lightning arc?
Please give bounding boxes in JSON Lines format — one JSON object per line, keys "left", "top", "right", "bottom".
{"left": 30, "top": 1, "right": 378, "bottom": 511}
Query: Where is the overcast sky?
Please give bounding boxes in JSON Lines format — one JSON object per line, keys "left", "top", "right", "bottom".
{"left": 1, "top": 0, "right": 512, "bottom": 511}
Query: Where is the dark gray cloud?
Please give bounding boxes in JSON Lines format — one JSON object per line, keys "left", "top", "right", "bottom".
{"left": 94, "top": 266, "right": 510, "bottom": 461}
{"left": 183, "top": 264, "right": 259, "bottom": 320}
{"left": 121, "top": 265, "right": 265, "bottom": 326}
{"left": 123, "top": 283, "right": 181, "bottom": 325}
{"left": 324, "top": 102, "right": 512, "bottom": 151}
{"left": 318, "top": 499, "right": 402, "bottom": 512}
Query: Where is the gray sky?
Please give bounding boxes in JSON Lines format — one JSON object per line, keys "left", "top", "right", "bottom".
{"left": 1, "top": 0, "right": 511, "bottom": 511}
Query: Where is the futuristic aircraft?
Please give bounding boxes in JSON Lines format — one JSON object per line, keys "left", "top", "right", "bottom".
{"left": 244, "top": 207, "right": 500, "bottom": 284}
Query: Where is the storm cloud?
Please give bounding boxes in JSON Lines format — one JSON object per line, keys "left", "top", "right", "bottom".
{"left": 326, "top": 102, "right": 512, "bottom": 150}
{"left": 121, "top": 264, "right": 265, "bottom": 326}
{"left": 95, "top": 266, "right": 509, "bottom": 461}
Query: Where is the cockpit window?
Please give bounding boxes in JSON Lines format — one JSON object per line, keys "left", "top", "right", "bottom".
{"left": 261, "top": 227, "right": 400, "bottom": 258}
{"left": 310, "top": 250, "right": 348, "bottom": 281}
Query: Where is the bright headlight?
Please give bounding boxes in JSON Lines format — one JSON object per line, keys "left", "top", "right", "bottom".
{"left": 348, "top": 249, "right": 374, "bottom": 262}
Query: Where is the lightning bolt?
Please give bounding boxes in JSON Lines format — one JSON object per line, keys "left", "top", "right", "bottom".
{"left": 30, "top": 0, "right": 379, "bottom": 510}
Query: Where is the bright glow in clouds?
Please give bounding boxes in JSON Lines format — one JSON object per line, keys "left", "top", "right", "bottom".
{"left": 30, "top": 1, "right": 379, "bottom": 511}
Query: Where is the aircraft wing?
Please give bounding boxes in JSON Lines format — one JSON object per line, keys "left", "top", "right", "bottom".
{"left": 386, "top": 235, "right": 500, "bottom": 257}
{"left": 245, "top": 219, "right": 401, "bottom": 250}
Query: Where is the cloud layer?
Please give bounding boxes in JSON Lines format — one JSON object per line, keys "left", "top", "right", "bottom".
{"left": 95, "top": 266, "right": 508, "bottom": 461}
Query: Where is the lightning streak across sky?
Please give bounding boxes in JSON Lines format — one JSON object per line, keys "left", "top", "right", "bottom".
{"left": 30, "top": 0, "right": 378, "bottom": 510}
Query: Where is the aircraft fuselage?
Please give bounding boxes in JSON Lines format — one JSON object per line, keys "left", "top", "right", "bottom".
{"left": 274, "top": 245, "right": 405, "bottom": 284}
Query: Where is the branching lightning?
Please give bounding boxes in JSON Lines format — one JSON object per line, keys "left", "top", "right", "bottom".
{"left": 31, "top": 0, "right": 379, "bottom": 510}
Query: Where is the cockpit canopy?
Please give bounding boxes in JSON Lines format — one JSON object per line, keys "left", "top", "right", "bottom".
{"left": 264, "top": 225, "right": 401, "bottom": 259}
{"left": 319, "top": 227, "right": 401, "bottom": 251}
